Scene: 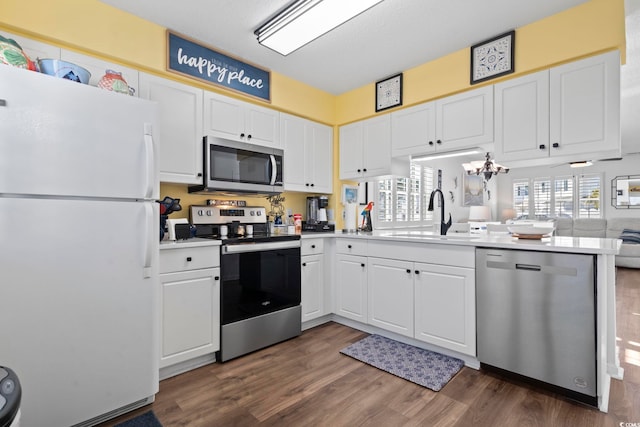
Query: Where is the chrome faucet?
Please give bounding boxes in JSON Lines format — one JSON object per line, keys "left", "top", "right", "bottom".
{"left": 428, "top": 189, "right": 452, "bottom": 235}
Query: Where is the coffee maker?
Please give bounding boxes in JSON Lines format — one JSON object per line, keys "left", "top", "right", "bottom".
{"left": 303, "top": 196, "right": 335, "bottom": 232}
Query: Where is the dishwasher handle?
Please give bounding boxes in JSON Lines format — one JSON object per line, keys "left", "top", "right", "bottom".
{"left": 516, "top": 263, "right": 541, "bottom": 271}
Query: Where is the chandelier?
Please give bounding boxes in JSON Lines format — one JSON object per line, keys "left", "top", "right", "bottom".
{"left": 462, "top": 152, "right": 509, "bottom": 181}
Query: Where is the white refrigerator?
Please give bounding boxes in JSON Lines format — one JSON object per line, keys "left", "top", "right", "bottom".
{"left": 0, "top": 65, "right": 160, "bottom": 426}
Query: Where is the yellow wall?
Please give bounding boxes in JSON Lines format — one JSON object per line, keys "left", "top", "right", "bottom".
{"left": 0, "top": 0, "right": 626, "bottom": 224}
{"left": 335, "top": 0, "right": 626, "bottom": 125}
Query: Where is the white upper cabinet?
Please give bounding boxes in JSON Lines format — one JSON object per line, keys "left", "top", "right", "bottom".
{"left": 494, "top": 70, "right": 550, "bottom": 162}
{"left": 203, "top": 91, "right": 280, "bottom": 148}
{"left": 340, "top": 114, "right": 409, "bottom": 181}
{"left": 549, "top": 50, "right": 620, "bottom": 159}
{"left": 60, "top": 49, "right": 139, "bottom": 96}
{"left": 281, "top": 113, "right": 333, "bottom": 194}
{"left": 139, "top": 73, "right": 204, "bottom": 184}
{"left": 391, "top": 85, "right": 494, "bottom": 157}
{"left": 495, "top": 50, "right": 621, "bottom": 165}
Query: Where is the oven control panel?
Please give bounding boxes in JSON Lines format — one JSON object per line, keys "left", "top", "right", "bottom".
{"left": 191, "top": 205, "right": 267, "bottom": 225}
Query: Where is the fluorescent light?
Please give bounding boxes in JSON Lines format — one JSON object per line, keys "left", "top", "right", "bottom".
{"left": 570, "top": 161, "right": 593, "bottom": 168}
{"left": 255, "top": 0, "right": 383, "bottom": 55}
{"left": 412, "top": 148, "right": 483, "bottom": 162}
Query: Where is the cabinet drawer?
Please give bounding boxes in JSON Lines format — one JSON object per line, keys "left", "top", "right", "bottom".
{"left": 160, "top": 246, "right": 220, "bottom": 273}
{"left": 335, "top": 238, "right": 367, "bottom": 256}
{"left": 301, "top": 238, "right": 325, "bottom": 256}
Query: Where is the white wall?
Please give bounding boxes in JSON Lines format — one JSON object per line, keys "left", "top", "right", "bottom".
{"left": 422, "top": 155, "right": 498, "bottom": 224}
{"left": 495, "top": 153, "right": 640, "bottom": 219}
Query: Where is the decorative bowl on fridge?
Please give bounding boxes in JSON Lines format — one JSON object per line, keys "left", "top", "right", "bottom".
{"left": 37, "top": 59, "right": 91, "bottom": 84}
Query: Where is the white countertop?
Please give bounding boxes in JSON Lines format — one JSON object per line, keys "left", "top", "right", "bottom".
{"left": 159, "top": 237, "right": 221, "bottom": 249}
{"left": 302, "top": 229, "right": 621, "bottom": 255}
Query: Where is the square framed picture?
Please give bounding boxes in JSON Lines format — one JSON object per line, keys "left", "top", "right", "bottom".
{"left": 342, "top": 184, "right": 359, "bottom": 205}
{"left": 375, "top": 73, "right": 403, "bottom": 112}
{"left": 470, "top": 30, "right": 515, "bottom": 84}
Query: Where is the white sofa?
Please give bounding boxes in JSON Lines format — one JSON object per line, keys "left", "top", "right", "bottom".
{"left": 555, "top": 217, "right": 640, "bottom": 268}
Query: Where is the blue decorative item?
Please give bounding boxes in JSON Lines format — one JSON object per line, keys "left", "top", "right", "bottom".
{"left": 157, "top": 196, "right": 182, "bottom": 241}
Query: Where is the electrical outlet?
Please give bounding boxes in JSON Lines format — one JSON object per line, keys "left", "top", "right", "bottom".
{"left": 286, "top": 208, "right": 292, "bottom": 217}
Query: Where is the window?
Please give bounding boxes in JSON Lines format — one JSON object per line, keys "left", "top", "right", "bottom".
{"left": 578, "top": 174, "right": 601, "bottom": 218}
{"left": 512, "top": 173, "right": 602, "bottom": 220}
{"left": 554, "top": 176, "right": 573, "bottom": 218}
{"left": 375, "top": 162, "right": 433, "bottom": 227}
{"left": 512, "top": 179, "right": 529, "bottom": 219}
{"left": 533, "top": 178, "right": 551, "bottom": 219}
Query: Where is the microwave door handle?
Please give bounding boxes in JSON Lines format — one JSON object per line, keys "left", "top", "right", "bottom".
{"left": 270, "top": 154, "right": 277, "bottom": 185}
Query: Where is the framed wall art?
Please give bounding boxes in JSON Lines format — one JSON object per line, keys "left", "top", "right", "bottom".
{"left": 463, "top": 174, "right": 484, "bottom": 206}
{"left": 375, "top": 73, "right": 403, "bottom": 112}
{"left": 470, "top": 30, "right": 515, "bottom": 85}
{"left": 342, "top": 184, "right": 359, "bottom": 205}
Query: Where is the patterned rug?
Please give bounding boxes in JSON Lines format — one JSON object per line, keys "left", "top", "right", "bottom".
{"left": 114, "top": 411, "right": 162, "bottom": 427}
{"left": 340, "top": 334, "right": 465, "bottom": 391}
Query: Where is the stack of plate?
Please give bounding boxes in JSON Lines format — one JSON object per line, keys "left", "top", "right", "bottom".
{"left": 507, "top": 225, "right": 555, "bottom": 239}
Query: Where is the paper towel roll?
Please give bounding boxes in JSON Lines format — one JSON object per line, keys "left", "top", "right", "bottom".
{"left": 344, "top": 203, "right": 358, "bottom": 231}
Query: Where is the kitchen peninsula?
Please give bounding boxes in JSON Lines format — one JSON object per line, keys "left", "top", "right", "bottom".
{"left": 301, "top": 230, "right": 622, "bottom": 412}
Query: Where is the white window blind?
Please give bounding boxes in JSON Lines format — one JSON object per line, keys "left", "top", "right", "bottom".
{"left": 554, "top": 176, "right": 573, "bottom": 218}
{"left": 511, "top": 173, "right": 602, "bottom": 220}
{"left": 375, "top": 162, "right": 433, "bottom": 227}
{"left": 512, "top": 179, "right": 530, "bottom": 219}
{"left": 533, "top": 178, "right": 551, "bottom": 219}
{"left": 578, "top": 174, "right": 602, "bottom": 218}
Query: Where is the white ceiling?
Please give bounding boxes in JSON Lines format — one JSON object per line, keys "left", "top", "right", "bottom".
{"left": 98, "top": 0, "right": 591, "bottom": 95}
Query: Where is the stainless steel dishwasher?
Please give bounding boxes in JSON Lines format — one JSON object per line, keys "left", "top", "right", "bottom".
{"left": 476, "top": 248, "right": 597, "bottom": 406}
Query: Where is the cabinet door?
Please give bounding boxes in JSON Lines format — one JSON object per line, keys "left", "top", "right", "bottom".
{"left": 160, "top": 268, "right": 220, "bottom": 368}
{"left": 362, "top": 115, "right": 392, "bottom": 178}
{"left": 550, "top": 50, "right": 620, "bottom": 158}
{"left": 139, "top": 73, "right": 204, "bottom": 184}
{"left": 436, "top": 85, "right": 493, "bottom": 150}
{"left": 494, "top": 70, "right": 550, "bottom": 162}
{"left": 414, "top": 263, "right": 476, "bottom": 356}
{"left": 245, "top": 103, "right": 280, "bottom": 148}
{"left": 307, "top": 122, "right": 333, "bottom": 193}
{"left": 203, "top": 91, "right": 245, "bottom": 141}
{"left": 367, "top": 257, "right": 414, "bottom": 337}
{"left": 391, "top": 102, "right": 436, "bottom": 157}
{"left": 335, "top": 254, "right": 368, "bottom": 322}
{"left": 282, "top": 113, "right": 307, "bottom": 192}
{"left": 301, "top": 254, "right": 325, "bottom": 322}
{"left": 61, "top": 49, "right": 139, "bottom": 95}
{"left": 339, "top": 121, "right": 364, "bottom": 180}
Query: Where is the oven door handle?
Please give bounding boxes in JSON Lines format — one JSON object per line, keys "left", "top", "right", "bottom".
{"left": 222, "top": 240, "right": 301, "bottom": 254}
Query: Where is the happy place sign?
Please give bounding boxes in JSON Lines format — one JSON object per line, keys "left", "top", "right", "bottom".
{"left": 167, "top": 31, "right": 271, "bottom": 102}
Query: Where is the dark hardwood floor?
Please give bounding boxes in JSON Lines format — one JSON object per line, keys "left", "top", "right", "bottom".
{"left": 103, "top": 268, "right": 640, "bottom": 427}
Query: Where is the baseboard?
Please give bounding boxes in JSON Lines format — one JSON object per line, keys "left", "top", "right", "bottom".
{"left": 160, "top": 353, "right": 217, "bottom": 380}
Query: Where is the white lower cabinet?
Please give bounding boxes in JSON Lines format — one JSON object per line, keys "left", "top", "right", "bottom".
{"left": 301, "top": 254, "right": 325, "bottom": 322}
{"left": 414, "top": 262, "right": 476, "bottom": 356}
{"left": 159, "top": 245, "right": 220, "bottom": 370}
{"left": 367, "top": 257, "right": 414, "bottom": 337}
{"left": 301, "top": 237, "right": 327, "bottom": 322}
{"left": 335, "top": 253, "right": 368, "bottom": 323}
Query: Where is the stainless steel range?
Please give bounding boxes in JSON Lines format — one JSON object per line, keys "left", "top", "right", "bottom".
{"left": 190, "top": 205, "right": 301, "bottom": 362}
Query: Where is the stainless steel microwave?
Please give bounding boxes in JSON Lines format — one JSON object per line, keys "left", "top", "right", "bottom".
{"left": 189, "top": 136, "right": 284, "bottom": 195}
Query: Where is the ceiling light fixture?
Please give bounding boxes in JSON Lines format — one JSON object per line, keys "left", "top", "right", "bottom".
{"left": 412, "top": 148, "right": 484, "bottom": 162}
{"left": 255, "top": 0, "right": 384, "bottom": 56}
{"left": 569, "top": 160, "right": 593, "bottom": 168}
{"left": 462, "top": 152, "right": 510, "bottom": 181}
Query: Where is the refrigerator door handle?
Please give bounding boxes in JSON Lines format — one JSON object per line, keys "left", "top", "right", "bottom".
{"left": 143, "top": 202, "right": 153, "bottom": 278}
{"left": 143, "top": 123, "right": 155, "bottom": 199}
